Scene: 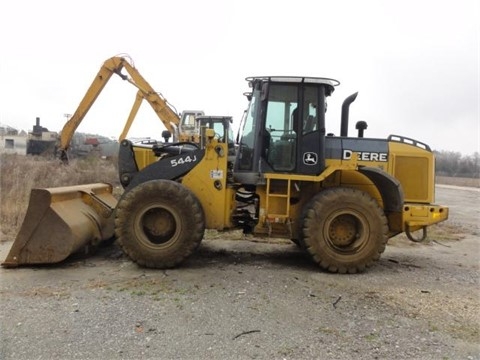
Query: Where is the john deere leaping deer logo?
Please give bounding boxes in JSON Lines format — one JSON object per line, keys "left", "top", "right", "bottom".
{"left": 303, "top": 152, "right": 318, "bottom": 165}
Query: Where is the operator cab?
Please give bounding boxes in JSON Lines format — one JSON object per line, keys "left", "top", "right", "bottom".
{"left": 234, "top": 76, "right": 339, "bottom": 185}
{"left": 196, "top": 115, "right": 236, "bottom": 157}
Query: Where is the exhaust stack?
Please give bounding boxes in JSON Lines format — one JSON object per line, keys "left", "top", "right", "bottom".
{"left": 340, "top": 92, "right": 358, "bottom": 137}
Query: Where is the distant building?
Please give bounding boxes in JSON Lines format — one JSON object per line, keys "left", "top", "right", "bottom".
{"left": 0, "top": 119, "right": 119, "bottom": 158}
{"left": 0, "top": 135, "right": 27, "bottom": 154}
{"left": 0, "top": 123, "right": 19, "bottom": 136}
{"left": 0, "top": 123, "right": 27, "bottom": 154}
{"left": 26, "top": 117, "right": 58, "bottom": 156}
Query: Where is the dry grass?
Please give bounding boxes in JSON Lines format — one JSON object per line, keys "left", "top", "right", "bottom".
{"left": 0, "top": 154, "right": 120, "bottom": 238}
{"left": 436, "top": 176, "right": 480, "bottom": 188}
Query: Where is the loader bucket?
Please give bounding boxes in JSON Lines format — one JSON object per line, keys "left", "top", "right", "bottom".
{"left": 2, "top": 183, "right": 118, "bottom": 267}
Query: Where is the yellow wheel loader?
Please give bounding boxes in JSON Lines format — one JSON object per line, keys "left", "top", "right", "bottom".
{"left": 3, "top": 76, "right": 448, "bottom": 273}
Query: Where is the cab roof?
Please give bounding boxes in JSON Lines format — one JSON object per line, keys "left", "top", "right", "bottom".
{"left": 246, "top": 76, "right": 340, "bottom": 87}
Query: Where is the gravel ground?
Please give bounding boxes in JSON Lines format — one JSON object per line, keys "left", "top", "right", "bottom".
{"left": 0, "top": 185, "right": 479, "bottom": 360}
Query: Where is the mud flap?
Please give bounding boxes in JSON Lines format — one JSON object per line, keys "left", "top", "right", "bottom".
{"left": 2, "top": 183, "right": 118, "bottom": 267}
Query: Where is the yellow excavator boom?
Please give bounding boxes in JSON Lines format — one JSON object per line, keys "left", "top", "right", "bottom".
{"left": 58, "top": 56, "right": 181, "bottom": 160}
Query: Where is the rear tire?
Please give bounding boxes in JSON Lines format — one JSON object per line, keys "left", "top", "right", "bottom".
{"left": 115, "top": 180, "right": 205, "bottom": 268}
{"left": 301, "top": 187, "right": 388, "bottom": 274}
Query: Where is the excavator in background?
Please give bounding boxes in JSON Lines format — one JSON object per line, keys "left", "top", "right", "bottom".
{"left": 55, "top": 56, "right": 206, "bottom": 163}
{"left": 3, "top": 74, "right": 449, "bottom": 273}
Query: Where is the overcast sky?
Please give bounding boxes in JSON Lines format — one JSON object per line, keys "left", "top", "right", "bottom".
{"left": 1, "top": 0, "right": 478, "bottom": 154}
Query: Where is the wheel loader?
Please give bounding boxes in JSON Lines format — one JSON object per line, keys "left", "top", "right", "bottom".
{"left": 2, "top": 76, "right": 449, "bottom": 273}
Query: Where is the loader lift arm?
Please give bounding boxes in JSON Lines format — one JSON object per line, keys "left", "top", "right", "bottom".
{"left": 57, "top": 56, "right": 181, "bottom": 161}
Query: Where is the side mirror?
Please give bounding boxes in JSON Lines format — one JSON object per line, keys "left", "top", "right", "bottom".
{"left": 161, "top": 130, "right": 171, "bottom": 142}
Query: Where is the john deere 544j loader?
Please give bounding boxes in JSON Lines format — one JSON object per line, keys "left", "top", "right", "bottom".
{"left": 3, "top": 74, "right": 448, "bottom": 273}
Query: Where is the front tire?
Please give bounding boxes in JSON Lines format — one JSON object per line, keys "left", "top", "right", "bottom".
{"left": 115, "top": 180, "right": 205, "bottom": 268}
{"left": 301, "top": 187, "right": 388, "bottom": 274}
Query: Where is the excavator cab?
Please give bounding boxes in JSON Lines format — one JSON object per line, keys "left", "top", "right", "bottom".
{"left": 196, "top": 115, "right": 236, "bottom": 157}
{"left": 234, "top": 76, "right": 339, "bottom": 185}
{"left": 177, "top": 110, "right": 205, "bottom": 142}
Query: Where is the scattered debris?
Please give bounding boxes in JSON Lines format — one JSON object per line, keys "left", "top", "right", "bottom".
{"left": 333, "top": 296, "right": 342, "bottom": 309}
{"left": 135, "top": 322, "right": 144, "bottom": 333}
{"left": 433, "top": 240, "right": 451, "bottom": 248}
{"left": 233, "top": 330, "right": 261, "bottom": 340}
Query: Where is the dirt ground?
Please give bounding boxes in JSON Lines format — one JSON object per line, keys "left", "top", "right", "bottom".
{"left": 0, "top": 185, "right": 479, "bottom": 360}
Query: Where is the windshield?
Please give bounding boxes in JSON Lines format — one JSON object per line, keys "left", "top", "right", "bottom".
{"left": 239, "top": 92, "right": 258, "bottom": 148}
{"left": 237, "top": 89, "right": 259, "bottom": 170}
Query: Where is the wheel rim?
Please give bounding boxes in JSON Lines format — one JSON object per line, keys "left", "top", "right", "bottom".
{"left": 134, "top": 204, "right": 181, "bottom": 248}
{"left": 323, "top": 209, "right": 369, "bottom": 253}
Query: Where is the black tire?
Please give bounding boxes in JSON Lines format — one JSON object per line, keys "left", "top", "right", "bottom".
{"left": 301, "top": 187, "right": 388, "bottom": 274}
{"left": 115, "top": 180, "right": 205, "bottom": 268}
